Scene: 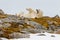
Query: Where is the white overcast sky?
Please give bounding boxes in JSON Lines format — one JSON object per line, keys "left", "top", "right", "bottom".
{"left": 0, "top": 0, "right": 60, "bottom": 17}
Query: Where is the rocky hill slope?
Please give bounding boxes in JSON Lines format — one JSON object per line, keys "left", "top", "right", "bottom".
{"left": 0, "top": 9, "right": 60, "bottom": 39}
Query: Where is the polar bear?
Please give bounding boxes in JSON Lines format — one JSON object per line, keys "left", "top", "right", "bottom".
{"left": 16, "top": 8, "right": 43, "bottom": 18}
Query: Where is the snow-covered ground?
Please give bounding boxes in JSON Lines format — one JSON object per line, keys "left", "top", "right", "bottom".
{"left": 1, "top": 32, "right": 60, "bottom": 40}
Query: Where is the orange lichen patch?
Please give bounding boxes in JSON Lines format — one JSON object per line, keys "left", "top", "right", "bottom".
{"left": 1, "top": 27, "right": 21, "bottom": 34}
{"left": 0, "top": 15, "right": 7, "bottom": 18}
{"left": 9, "top": 22, "right": 19, "bottom": 27}
{"left": 0, "top": 12, "right": 9, "bottom": 18}
{"left": 42, "top": 22, "right": 49, "bottom": 28}
{"left": 31, "top": 16, "right": 60, "bottom": 28}
{"left": 23, "top": 23, "right": 35, "bottom": 29}
{"left": 31, "top": 18, "right": 49, "bottom": 28}
{"left": 51, "top": 18, "right": 60, "bottom": 26}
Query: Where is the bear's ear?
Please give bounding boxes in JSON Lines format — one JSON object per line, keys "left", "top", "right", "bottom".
{"left": 36, "top": 9, "right": 39, "bottom": 13}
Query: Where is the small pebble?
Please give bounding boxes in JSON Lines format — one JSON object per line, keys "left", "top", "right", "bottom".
{"left": 37, "top": 34, "right": 46, "bottom": 36}
{"left": 51, "top": 35, "right": 55, "bottom": 37}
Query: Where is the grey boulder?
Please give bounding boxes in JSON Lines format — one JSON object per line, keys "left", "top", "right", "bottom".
{"left": 9, "top": 32, "right": 30, "bottom": 38}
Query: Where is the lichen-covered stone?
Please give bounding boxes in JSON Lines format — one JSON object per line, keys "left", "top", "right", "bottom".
{"left": 9, "top": 32, "right": 30, "bottom": 38}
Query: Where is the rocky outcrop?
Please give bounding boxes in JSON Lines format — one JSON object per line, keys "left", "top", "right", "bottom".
{"left": 0, "top": 9, "right": 60, "bottom": 39}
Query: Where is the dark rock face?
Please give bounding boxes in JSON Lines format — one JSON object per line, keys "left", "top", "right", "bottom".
{"left": 46, "top": 25, "right": 57, "bottom": 33}
{"left": 48, "top": 25, "right": 56, "bottom": 31}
